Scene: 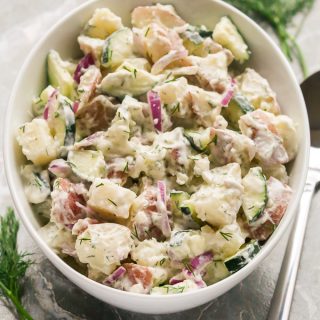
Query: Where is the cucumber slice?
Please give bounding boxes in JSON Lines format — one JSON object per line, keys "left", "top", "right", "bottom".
{"left": 170, "top": 191, "right": 190, "bottom": 215}
{"left": 222, "top": 94, "right": 254, "bottom": 130}
{"left": 101, "top": 28, "right": 133, "bottom": 70}
{"left": 213, "top": 16, "right": 250, "bottom": 63}
{"left": 67, "top": 150, "right": 106, "bottom": 182}
{"left": 202, "top": 260, "right": 230, "bottom": 285}
{"left": 184, "top": 128, "right": 214, "bottom": 153}
{"left": 47, "top": 50, "right": 75, "bottom": 98}
{"left": 224, "top": 240, "right": 260, "bottom": 274}
{"left": 242, "top": 167, "right": 268, "bottom": 223}
{"left": 170, "top": 191, "right": 203, "bottom": 226}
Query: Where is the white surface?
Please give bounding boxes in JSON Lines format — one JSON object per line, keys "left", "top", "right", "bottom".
{"left": 0, "top": 0, "right": 319, "bottom": 319}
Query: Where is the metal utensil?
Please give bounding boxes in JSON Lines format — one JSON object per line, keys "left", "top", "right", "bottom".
{"left": 268, "top": 71, "right": 320, "bottom": 320}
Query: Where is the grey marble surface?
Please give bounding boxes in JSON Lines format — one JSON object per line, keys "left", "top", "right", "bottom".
{"left": 0, "top": 1, "right": 320, "bottom": 319}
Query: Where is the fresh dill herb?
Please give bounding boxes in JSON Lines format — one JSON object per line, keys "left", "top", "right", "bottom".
{"left": 123, "top": 66, "right": 131, "bottom": 72}
{"left": 133, "top": 68, "right": 137, "bottom": 78}
{"left": 131, "top": 224, "right": 140, "bottom": 241}
{"left": 54, "top": 111, "right": 59, "bottom": 118}
{"left": 33, "top": 175, "right": 43, "bottom": 188}
{"left": 164, "top": 77, "right": 178, "bottom": 83}
{"left": 123, "top": 161, "right": 129, "bottom": 173}
{"left": 20, "top": 125, "right": 26, "bottom": 133}
{"left": 95, "top": 183, "right": 104, "bottom": 188}
{"left": 0, "top": 208, "right": 33, "bottom": 320}
{"left": 79, "top": 237, "right": 91, "bottom": 244}
{"left": 145, "top": 26, "right": 150, "bottom": 37}
{"left": 219, "top": 231, "right": 233, "bottom": 241}
{"left": 107, "top": 198, "right": 117, "bottom": 207}
{"left": 224, "top": 0, "right": 315, "bottom": 77}
{"left": 86, "top": 255, "right": 95, "bottom": 258}
{"left": 165, "top": 72, "right": 173, "bottom": 80}
{"left": 144, "top": 229, "right": 151, "bottom": 238}
{"left": 213, "top": 135, "right": 218, "bottom": 145}
{"left": 159, "top": 258, "right": 166, "bottom": 266}
{"left": 183, "top": 261, "right": 195, "bottom": 276}
{"left": 171, "top": 102, "right": 180, "bottom": 115}
{"left": 66, "top": 161, "right": 77, "bottom": 169}
{"left": 77, "top": 88, "right": 85, "bottom": 93}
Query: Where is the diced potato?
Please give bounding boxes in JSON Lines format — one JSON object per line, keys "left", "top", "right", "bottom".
{"left": 67, "top": 150, "right": 106, "bottom": 182}
{"left": 235, "top": 68, "right": 280, "bottom": 114}
{"left": 131, "top": 239, "right": 169, "bottom": 267}
{"left": 201, "top": 224, "right": 245, "bottom": 260}
{"left": 75, "top": 223, "right": 133, "bottom": 275}
{"left": 83, "top": 8, "right": 123, "bottom": 39}
{"left": 17, "top": 119, "right": 60, "bottom": 166}
{"left": 21, "top": 165, "right": 50, "bottom": 204}
{"left": 187, "top": 163, "right": 243, "bottom": 227}
{"left": 78, "top": 35, "right": 105, "bottom": 63}
{"left": 88, "top": 178, "right": 137, "bottom": 220}
{"left": 100, "top": 67, "right": 161, "bottom": 97}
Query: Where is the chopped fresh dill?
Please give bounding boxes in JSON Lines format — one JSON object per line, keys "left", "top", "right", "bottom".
{"left": 79, "top": 237, "right": 91, "bottom": 244}
{"left": 145, "top": 26, "right": 150, "bottom": 37}
{"left": 95, "top": 183, "right": 104, "bottom": 188}
{"left": 0, "top": 208, "right": 33, "bottom": 320}
{"left": 107, "top": 198, "right": 117, "bottom": 207}
{"left": 123, "top": 161, "right": 129, "bottom": 173}
{"left": 219, "top": 231, "right": 233, "bottom": 241}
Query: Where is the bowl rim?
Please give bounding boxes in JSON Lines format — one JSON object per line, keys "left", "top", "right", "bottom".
{"left": 2, "top": 0, "right": 310, "bottom": 305}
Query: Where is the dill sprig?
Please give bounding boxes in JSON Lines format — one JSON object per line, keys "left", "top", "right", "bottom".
{"left": 0, "top": 208, "right": 33, "bottom": 320}
{"left": 225, "top": 0, "right": 315, "bottom": 77}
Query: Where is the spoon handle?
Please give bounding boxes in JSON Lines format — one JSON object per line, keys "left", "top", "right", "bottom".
{"left": 268, "top": 180, "right": 315, "bottom": 320}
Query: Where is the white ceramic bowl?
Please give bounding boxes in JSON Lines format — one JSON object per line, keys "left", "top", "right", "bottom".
{"left": 3, "top": 0, "right": 309, "bottom": 314}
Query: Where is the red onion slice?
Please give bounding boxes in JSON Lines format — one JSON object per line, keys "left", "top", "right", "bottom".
{"left": 221, "top": 78, "right": 236, "bottom": 107}
{"left": 73, "top": 101, "right": 80, "bottom": 113}
{"left": 103, "top": 266, "right": 127, "bottom": 286}
{"left": 73, "top": 53, "right": 95, "bottom": 83}
{"left": 147, "top": 90, "right": 162, "bottom": 132}
{"left": 43, "top": 89, "right": 58, "bottom": 120}
{"left": 157, "top": 180, "right": 166, "bottom": 205}
{"left": 190, "top": 251, "right": 213, "bottom": 271}
{"left": 151, "top": 49, "right": 188, "bottom": 75}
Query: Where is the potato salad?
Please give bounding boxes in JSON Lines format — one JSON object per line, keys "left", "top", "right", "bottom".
{"left": 17, "top": 4, "right": 298, "bottom": 295}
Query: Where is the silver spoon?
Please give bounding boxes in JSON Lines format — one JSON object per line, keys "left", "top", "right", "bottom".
{"left": 268, "top": 72, "right": 320, "bottom": 319}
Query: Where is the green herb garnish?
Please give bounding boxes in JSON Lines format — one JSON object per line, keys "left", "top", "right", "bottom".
{"left": 0, "top": 208, "right": 33, "bottom": 320}
{"left": 107, "top": 198, "right": 117, "bottom": 207}
{"left": 219, "top": 231, "right": 233, "bottom": 241}
{"left": 79, "top": 237, "right": 91, "bottom": 244}
{"left": 123, "top": 161, "right": 129, "bottom": 173}
{"left": 225, "top": 0, "right": 315, "bottom": 77}
{"left": 145, "top": 26, "right": 150, "bottom": 37}
{"left": 95, "top": 183, "right": 104, "bottom": 188}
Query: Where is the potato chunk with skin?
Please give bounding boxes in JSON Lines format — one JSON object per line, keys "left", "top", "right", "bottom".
{"left": 17, "top": 118, "right": 60, "bottom": 166}
{"left": 131, "top": 4, "right": 187, "bottom": 29}
{"left": 236, "top": 68, "right": 280, "bottom": 114}
{"left": 188, "top": 163, "right": 243, "bottom": 227}
{"left": 75, "top": 223, "right": 134, "bottom": 275}
{"left": 88, "top": 178, "right": 137, "bottom": 220}
{"left": 83, "top": 8, "right": 123, "bottom": 39}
